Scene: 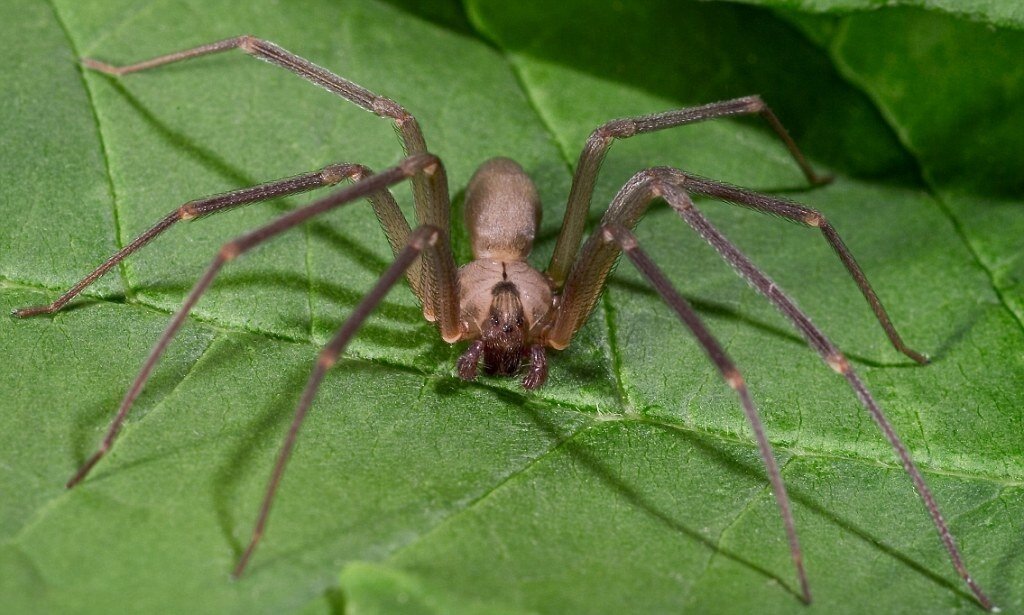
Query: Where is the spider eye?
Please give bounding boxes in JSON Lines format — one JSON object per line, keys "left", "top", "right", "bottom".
{"left": 491, "top": 316, "right": 500, "bottom": 326}
{"left": 516, "top": 317, "right": 524, "bottom": 327}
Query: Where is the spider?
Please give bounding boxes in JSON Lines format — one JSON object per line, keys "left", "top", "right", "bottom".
{"left": 12, "top": 36, "right": 993, "bottom": 610}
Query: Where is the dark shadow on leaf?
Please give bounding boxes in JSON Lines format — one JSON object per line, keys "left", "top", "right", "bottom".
{"left": 927, "top": 306, "right": 983, "bottom": 364}
{"left": 465, "top": 0, "right": 920, "bottom": 186}
{"left": 498, "top": 394, "right": 974, "bottom": 604}
{"left": 66, "top": 331, "right": 205, "bottom": 469}
{"left": 323, "top": 584, "right": 347, "bottom": 615}
{"left": 375, "top": 0, "right": 476, "bottom": 36}
{"left": 12, "top": 296, "right": 116, "bottom": 315}
{"left": 994, "top": 499, "right": 1024, "bottom": 602}
{"left": 511, "top": 402, "right": 807, "bottom": 601}
{"left": 648, "top": 418, "right": 971, "bottom": 604}
{"left": 100, "top": 77, "right": 261, "bottom": 190}
{"left": 549, "top": 349, "right": 610, "bottom": 385}
{"left": 138, "top": 272, "right": 424, "bottom": 323}
{"left": 608, "top": 277, "right": 915, "bottom": 369}
{"left": 306, "top": 218, "right": 394, "bottom": 273}
{"left": 209, "top": 356, "right": 382, "bottom": 557}
{"left": 132, "top": 274, "right": 428, "bottom": 352}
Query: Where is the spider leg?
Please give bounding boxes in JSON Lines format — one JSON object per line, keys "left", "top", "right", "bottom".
{"left": 233, "top": 223, "right": 450, "bottom": 577}
{"left": 65, "top": 154, "right": 459, "bottom": 490}
{"left": 549, "top": 167, "right": 923, "bottom": 364}
{"left": 681, "top": 174, "right": 926, "bottom": 363}
{"left": 82, "top": 36, "right": 447, "bottom": 256}
{"left": 11, "top": 164, "right": 416, "bottom": 317}
{"left": 552, "top": 169, "right": 992, "bottom": 609}
{"left": 601, "top": 223, "right": 811, "bottom": 604}
{"left": 547, "top": 96, "right": 831, "bottom": 286}
{"left": 81, "top": 36, "right": 426, "bottom": 155}
{"left": 549, "top": 169, "right": 668, "bottom": 347}
{"left": 659, "top": 183, "right": 993, "bottom": 610}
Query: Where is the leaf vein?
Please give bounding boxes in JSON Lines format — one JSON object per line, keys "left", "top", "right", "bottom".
{"left": 45, "top": 0, "right": 131, "bottom": 303}
{"left": 825, "top": 18, "right": 1024, "bottom": 339}
{"left": 380, "top": 416, "right": 596, "bottom": 564}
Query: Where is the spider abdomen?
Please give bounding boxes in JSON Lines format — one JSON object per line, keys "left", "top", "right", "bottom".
{"left": 464, "top": 157, "right": 540, "bottom": 261}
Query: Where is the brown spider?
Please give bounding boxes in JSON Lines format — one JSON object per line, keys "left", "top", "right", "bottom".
{"left": 12, "top": 36, "right": 993, "bottom": 610}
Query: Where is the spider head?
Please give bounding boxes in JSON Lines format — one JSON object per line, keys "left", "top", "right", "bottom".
{"left": 480, "top": 281, "right": 527, "bottom": 375}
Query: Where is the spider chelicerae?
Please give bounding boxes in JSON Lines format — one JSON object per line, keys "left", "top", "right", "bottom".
{"left": 12, "top": 36, "right": 993, "bottom": 609}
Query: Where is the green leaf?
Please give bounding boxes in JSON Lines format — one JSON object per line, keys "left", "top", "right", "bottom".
{"left": 2, "top": 0, "right": 1021, "bottom": 613}
{"left": 720, "top": 0, "right": 1024, "bottom": 30}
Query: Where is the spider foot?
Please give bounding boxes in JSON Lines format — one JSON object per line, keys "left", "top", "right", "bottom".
{"left": 810, "top": 173, "right": 835, "bottom": 187}
{"left": 521, "top": 369, "right": 546, "bottom": 390}
{"left": 11, "top": 304, "right": 54, "bottom": 318}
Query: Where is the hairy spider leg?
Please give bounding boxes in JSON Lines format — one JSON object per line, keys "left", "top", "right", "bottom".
{"left": 547, "top": 96, "right": 832, "bottom": 288}
{"left": 234, "top": 222, "right": 452, "bottom": 577}
{"left": 80, "top": 35, "right": 455, "bottom": 319}
{"left": 661, "top": 182, "right": 992, "bottom": 611}
{"left": 12, "top": 164, "right": 417, "bottom": 317}
{"left": 546, "top": 102, "right": 924, "bottom": 364}
{"left": 64, "top": 155, "right": 460, "bottom": 491}
{"left": 680, "top": 175, "right": 928, "bottom": 364}
{"left": 554, "top": 167, "right": 992, "bottom": 610}
{"left": 600, "top": 223, "right": 810, "bottom": 604}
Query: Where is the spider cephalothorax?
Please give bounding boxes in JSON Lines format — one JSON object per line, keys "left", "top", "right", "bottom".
{"left": 15, "top": 35, "right": 992, "bottom": 609}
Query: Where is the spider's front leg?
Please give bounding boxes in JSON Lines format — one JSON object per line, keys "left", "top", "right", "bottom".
{"left": 80, "top": 35, "right": 436, "bottom": 210}
{"left": 544, "top": 98, "right": 924, "bottom": 364}
{"left": 73, "top": 36, "right": 456, "bottom": 320}
{"left": 234, "top": 220, "right": 457, "bottom": 576}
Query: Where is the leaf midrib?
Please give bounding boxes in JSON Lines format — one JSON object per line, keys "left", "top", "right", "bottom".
{"left": 8, "top": 271, "right": 1016, "bottom": 485}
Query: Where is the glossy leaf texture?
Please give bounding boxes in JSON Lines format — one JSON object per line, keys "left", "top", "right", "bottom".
{"left": 1, "top": 0, "right": 1021, "bottom": 613}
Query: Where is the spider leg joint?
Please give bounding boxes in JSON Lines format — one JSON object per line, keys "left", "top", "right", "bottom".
{"left": 601, "top": 225, "right": 637, "bottom": 250}
{"left": 237, "top": 35, "right": 258, "bottom": 54}
{"left": 804, "top": 212, "right": 824, "bottom": 227}
{"left": 402, "top": 153, "right": 439, "bottom": 176}
{"left": 724, "top": 368, "right": 745, "bottom": 390}
{"left": 596, "top": 118, "right": 637, "bottom": 139}
{"left": 219, "top": 242, "right": 241, "bottom": 262}
{"left": 371, "top": 97, "right": 410, "bottom": 122}
{"left": 321, "top": 164, "right": 359, "bottom": 185}
{"left": 178, "top": 203, "right": 199, "bottom": 220}
{"left": 743, "top": 95, "right": 766, "bottom": 112}
{"left": 826, "top": 352, "right": 851, "bottom": 374}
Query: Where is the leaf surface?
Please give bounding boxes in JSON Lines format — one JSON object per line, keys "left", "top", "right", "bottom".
{"left": 1, "top": 0, "right": 1021, "bottom": 613}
